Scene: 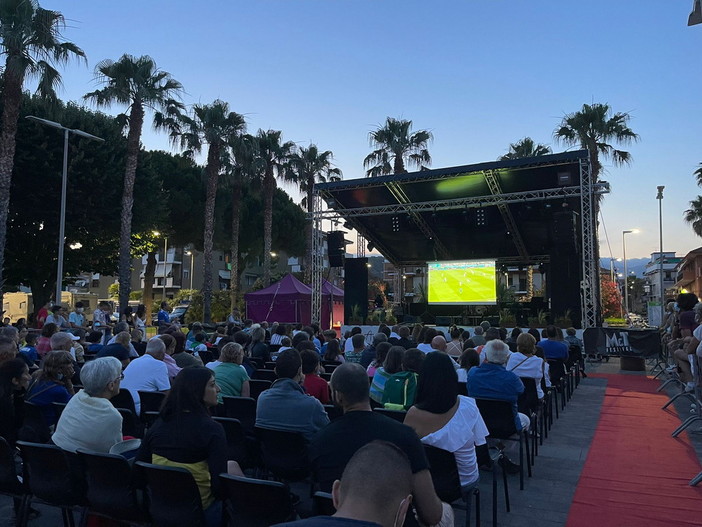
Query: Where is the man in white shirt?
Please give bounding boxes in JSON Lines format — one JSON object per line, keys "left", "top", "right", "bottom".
{"left": 121, "top": 338, "right": 170, "bottom": 415}
{"left": 344, "top": 327, "right": 363, "bottom": 353}
{"left": 52, "top": 357, "right": 123, "bottom": 453}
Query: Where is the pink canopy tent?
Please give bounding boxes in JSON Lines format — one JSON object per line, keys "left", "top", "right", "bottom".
{"left": 244, "top": 274, "right": 343, "bottom": 330}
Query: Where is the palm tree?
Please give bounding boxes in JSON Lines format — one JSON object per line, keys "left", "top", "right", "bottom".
{"left": 178, "top": 101, "right": 246, "bottom": 323}
{"left": 554, "top": 103, "right": 639, "bottom": 183}
{"left": 84, "top": 54, "right": 183, "bottom": 315}
{"left": 694, "top": 163, "right": 702, "bottom": 186}
{"left": 0, "top": 0, "right": 85, "bottom": 307}
{"left": 252, "top": 130, "right": 296, "bottom": 287}
{"left": 499, "top": 137, "right": 551, "bottom": 160}
{"left": 364, "top": 117, "right": 432, "bottom": 177}
{"left": 289, "top": 145, "right": 342, "bottom": 282}
{"left": 227, "top": 133, "right": 259, "bottom": 310}
{"left": 685, "top": 196, "right": 702, "bottom": 238}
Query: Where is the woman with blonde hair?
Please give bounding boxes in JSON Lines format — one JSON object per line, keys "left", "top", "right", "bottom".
{"left": 25, "top": 350, "right": 75, "bottom": 426}
{"left": 214, "top": 342, "right": 250, "bottom": 402}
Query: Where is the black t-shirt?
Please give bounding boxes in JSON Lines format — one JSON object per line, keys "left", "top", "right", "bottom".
{"left": 309, "top": 410, "right": 429, "bottom": 492}
{"left": 276, "top": 517, "right": 381, "bottom": 527}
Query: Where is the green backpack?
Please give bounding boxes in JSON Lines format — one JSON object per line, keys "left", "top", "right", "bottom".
{"left": 382, "top": 371, "right": 418, "bottom": 410}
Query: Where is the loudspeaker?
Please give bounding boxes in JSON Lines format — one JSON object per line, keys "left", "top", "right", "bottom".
{"left": 344, "top": 258, "right": 368, "bottom": 323}
{"left": 327, "top": 231, "right": 345, "bottom": 268}
{"left": 552, "top": 211, "right": 577, "bottom": 249}
{"left": 548, "top": 250, "right": 582, "bottom": 328}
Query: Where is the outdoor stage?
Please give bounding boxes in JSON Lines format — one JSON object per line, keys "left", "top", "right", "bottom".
{"left": 311, "top": 149, "right": 610, "bottom": 329}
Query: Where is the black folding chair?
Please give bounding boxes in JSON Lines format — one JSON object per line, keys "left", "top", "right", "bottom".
{"left": 17, "top": 441, "right": 87, "bottom": 527}
{"left": 0, "top": 436, "right": 30, "bottom": 527}
{"left": 473, "top": 398, "right": 531, "bottom": 491}
{"left": 77, "top": 450, "right": 149, "bottom": 525}
{"left": 252, "top": 369, "right": 277, "bottom": 382}
{"left": 117, "top": 408, "right": 143, "bottom": 439}
{"left": 213, "top": 417, "right": 253, "bottom": 468}
{"left": 219, "top": 474, "right": 295, "bottom": 526}
{"left": 264, "top": 361, "right": 277, "bottom": 370}
{"left": 110, "top": 388, "right": 138, "bottom": 416}
{"left": 249, "top": 379, "right": 272, "bottom": 400}
{"left": 18, "top": 401, "right": 51, "bottom": 444}
{"left": 222, "top": 396, "right": 257, "bottom": 436}
{"left": 53, "top": 401, "right": 67, "bottom": 421}
{"left": 255, "top": 427, "right": 310, "bottom": 482}
{"left": 137, "top": 390, "right": 166, "bottom": 419}
{"left": 323, "top": 404, "right": 344, "bottom": 421}
{"left": 518, "top": 377, "right": 541, "bottom": 459}
{"left": 373, "top": 407, "right": 407, "bottom": 423}
{"left": 547, "top": 359, "right": 568, "bottom": 411}
{"left": 312, "top": 491, "right": 335, "bottom": 516}
{"left": 135, "top": 461, "right": 207, "bottom": 527}
{"left": 423, "top": 445, "right": 480, "bottom": 527}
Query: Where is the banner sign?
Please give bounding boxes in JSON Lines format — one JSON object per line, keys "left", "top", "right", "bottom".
{"left": 583, "top": 327, "right": 661, "bottom": 357}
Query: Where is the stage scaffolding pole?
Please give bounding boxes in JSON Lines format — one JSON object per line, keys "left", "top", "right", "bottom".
{"left": 311, "top": 191, "right": 323, "bottom": 325}
{"left": 579, "top": 156, "right": 598, "bottom": 328}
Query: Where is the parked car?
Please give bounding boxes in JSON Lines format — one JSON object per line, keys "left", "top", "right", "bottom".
{"left": 169, "top": 305, "right": 189, "bottom": 324}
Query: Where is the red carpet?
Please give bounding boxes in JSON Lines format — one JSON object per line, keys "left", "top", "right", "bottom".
{"left": 566, "top": 374, "right": 702, "bottom": 527}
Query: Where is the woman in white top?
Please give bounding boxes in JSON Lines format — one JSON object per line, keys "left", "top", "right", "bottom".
{"left": 134, "top": 305, "right": 147, "bottom": 340}
{"left": 404, "top": 352, "right": 489, "bottom": 489}
{"left": 456, "top": 347, "right": 480, "bottom": 383}
{"left": 506, "top": 332, "right": 545, "bottom": 399}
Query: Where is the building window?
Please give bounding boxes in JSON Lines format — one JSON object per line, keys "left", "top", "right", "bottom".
{"left": 665, "top": 271, "right": 672, "bottom": 280}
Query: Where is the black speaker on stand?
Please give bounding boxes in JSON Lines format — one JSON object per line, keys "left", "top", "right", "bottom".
{"left": 344, "top": 258, "right": 368, "bottom": 323}
{"left": 327, "top": 231, "right": 345, "bottom": 268}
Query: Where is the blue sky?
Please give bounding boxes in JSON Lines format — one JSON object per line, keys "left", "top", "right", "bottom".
{"left": 47, "top": 0, "right": 702, "bottom": 259}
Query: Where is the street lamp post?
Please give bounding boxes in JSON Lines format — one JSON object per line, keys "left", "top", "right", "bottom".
{"left": 26, "top": 116, "right": 104, "bottom": 306}
{"left": 657, "top": 186, "right": 665, "bottom": 327}
{"left": 162, "top": 236, "right": 168, "bottom": 301}
{"left": 186, "top": 250, "right": 194, "bottom": 292}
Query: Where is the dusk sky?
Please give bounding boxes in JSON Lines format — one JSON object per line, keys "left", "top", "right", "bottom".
{"left": 45, "top": 1, "right": 702, "bottom": 260}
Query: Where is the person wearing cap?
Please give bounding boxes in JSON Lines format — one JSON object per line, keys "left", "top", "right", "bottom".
{"left": 49, "top": 331, "right": 81, "bottom": 361}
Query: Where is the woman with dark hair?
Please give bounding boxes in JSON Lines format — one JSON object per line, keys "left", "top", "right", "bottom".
{"left": 457, "top": 348, "right": 480, "bottom": 382}
{"left": 528, "top": 327, "right": 541, "bottom": 343}
{"left": 249, "top": 326, "right": 270, "bottom": 362}
{"left": 120, "top": 306, "right": 135, "bottom": 328}
{"left": 0, "top": 358, "right": 32, "bottom": 446}
{"left": 323, "top": 339, "right": 344, "bottom": 363}
{"left": 25, "top": 350, "right": 75, "bottom": 426}
{"left": 134, "top": 305, "right": 147, "bottom": 339}
{"left": 136, "top": 367, "right": 238, "bottom": 526}
{"left": 36, "top": 323, "right": 58, "bottom": 358}
{"left": 404, "top": 352, "right": 489, "bottom": 491}
{"left": 367, "top": 341, "right": 391, "bottom": 377}
{"left": 382, "top": 349, "right": 424, "bottom": 410}
{"left": 369, "top": 346, "right": 404, "bottom": 403}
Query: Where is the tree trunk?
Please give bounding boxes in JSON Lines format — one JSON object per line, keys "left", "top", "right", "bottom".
{"left": 393, "top": 153, "right": 406, "bottom": 174}
{"left": 304, "top": 183, "right": 314, "bottom": 284}
{"left": 202, "top": 145, "right": 221, "bottom": 324}
{"left": 118, "top": 102, "right": 145, "bottom": 316}
{"left": 229, "top": 181, "right": 242, "bottom": 311}
{"left": 143, "top": 251, "right": 157, "bottom": 324}
{"left": 0, "top": 66, "right": 25, "bottom": 312}
{"left": 262, "top": 169, "right": 275, "bottom": 288}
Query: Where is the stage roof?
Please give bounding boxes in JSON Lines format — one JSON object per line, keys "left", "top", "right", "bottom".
{"left": 315, "top": 149, "right": 596, "bottom": 266}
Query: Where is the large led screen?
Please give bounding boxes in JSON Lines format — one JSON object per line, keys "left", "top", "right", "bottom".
{"left": 427, "top": 260, "right": 497, "bottom": 305}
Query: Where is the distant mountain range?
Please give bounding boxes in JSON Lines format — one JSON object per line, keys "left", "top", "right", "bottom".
{"left": 600, "top": 257, "right": 649, "bottom": 278}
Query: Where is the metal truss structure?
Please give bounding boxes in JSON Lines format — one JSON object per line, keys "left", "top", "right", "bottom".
{"left": 309, "top": 164, "right": 605, "bottom": 328}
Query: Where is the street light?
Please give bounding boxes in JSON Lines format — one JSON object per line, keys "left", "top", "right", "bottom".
{"left": 622, "top": 229, "right": 639, "bottom": 319}
{"left": 26, "top": 116, "right": 104, "bottom": 306}
{"left": 186, "top": 250, "right": 194, "bottom": 292}
{"left": 657, "top": 186, "right": 665, "bottom": 327}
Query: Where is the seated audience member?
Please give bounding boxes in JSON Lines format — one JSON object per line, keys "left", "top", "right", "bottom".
{"left": 25, "top": 350, "right": 75, "bottom": 427}
{"left": 136, "top": 368, "right": 238, "bottom": 526}
{"left": 255, "top": 349, "right": 329, "bottom": 441}
{"left": 466, "top": 339, "right": 528, "bottom": 471}
{"left": 172, "top": 338, "right": 204, "bottom": 369}
{"left": 477, "top": 327, "right": 501, "bottom": 359}
{"left": 672, "top": 293, "right": 700, "bottom": 391}
{"left": 388, "top": 325, "right": 401, "bottom": 344}
{"left": 249, "top": 326, "right": 270, "bottom": 362}
{"left": 0, "top": 358, "right": 32, "bottom": 446}
{"left": 214, "top": 342, "right": 250, "bottom": 402}
{"left": 360, "top": 333, "right": 388, "bottom": 369}
{"left": 272, "top": 336, "right": 293, "bottom": 360}
{"left": 19, "top": 332, "right": 39, "bottom": 365}
{"left": 212, "top": 326, "right": 226, "bottom": 346}
{"left": 49, "top": 331, "right": 80, "bottom": 362}
{"left": 86, "top": 331, "right": 104, "bottom": 354}
{"left": 506, "top": 333, "right": 545, "bottom": 398}
{"left": 533, "top": 347, "right": 552, "bottom": 389}
{"left": 366, "top": 341, "right": 391, "bottom": 378}
{"left": 232, "top": 331, "right": 257, "bottom": 375}
{"left": 382, "top": 348, "right": 423, "bottom": 410}
{"left": 0, "top": 336, "right": 17, "bottom": 368}
{"left": 506, "top": 327, "right": 522, "bottom": 352}
{"left": 323, "top": 339, "right": 344, "bottom": 363}
{"left": 396, "top": 325, "right": 414, "bottom": 350}
{"left": 539, "top": 325, "right": 569, "bottom": 361}
{"left": 279, "top": 441, "right": 414, "bottom": 527}
{"left": 108, "top": 323, "right": 139, "bottom": 358}
{"left": 446, "top": 327, "right": 463, "bottom": 357}
{"left": 96, "top": 342, "right": 131, "bottom": 369}
{"left": 405, "top": 352, "right": 489, "bottom": 491}
{"left": 345, "top": 333, "right": 365, "bottom": 364}
{"left": 121, "top": 338, "right": 170, "bottom": 415}
{"left": 301, "top": 349, "right": 329, "bottom": 404}
{"left": 270, "top": 324, "right": 287, "bottom": 346}
{"left": 192, "top": 333, "right": 209, "bottom": 360}
{"left": 417, "top": 327, "right": 437, "bottom": 354}
{"left": 310, "top": 363, "right": 446, "bottom": 526}
{"left": 343, "top": 326, "right": 362, "bottom": 352}
{"left": 457, "top": 348, "right": 480, "bottom": 382}
{"left": 466, "top": 326, "right": 485, "bottom": 348}
{"left": 45, "top": 304, "right": 69, "bottom": 329}
{"left": 52, "top": 357, "right": 123, "bottom": 453}
{"left": 36, "top": 323, "right": 58, "bottom": 358}
{"left": 370, "top": 346, "right": 404, "bottom": 404}
{"left": 157, "top": 334, "right": 182, "bottom": 380}
{"left": 131, "top": 329, "right": 147, "bottom": 355}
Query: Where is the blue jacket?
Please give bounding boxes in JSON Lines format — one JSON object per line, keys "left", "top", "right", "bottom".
{"left": 255, "top": 378, "right": 330, "bottom": 441}
{"left": 466, "top": 362, "right": 524, "bottom": 430}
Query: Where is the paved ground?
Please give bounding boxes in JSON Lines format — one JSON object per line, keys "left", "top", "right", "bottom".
{"left": 0, "top": 358, "right": 668, "bottom": 527}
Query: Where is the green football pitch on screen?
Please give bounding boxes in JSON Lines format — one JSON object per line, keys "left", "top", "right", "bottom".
{"left": 427, "top": 260, "right": 497, "bottom": 305}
